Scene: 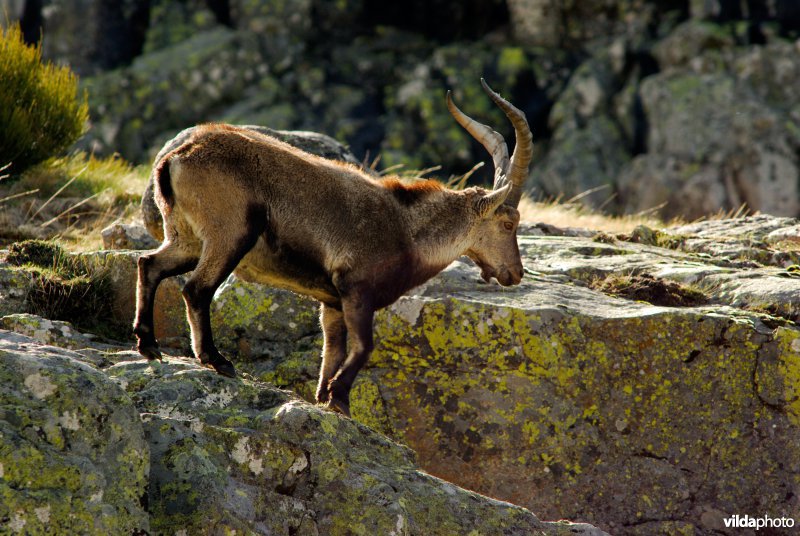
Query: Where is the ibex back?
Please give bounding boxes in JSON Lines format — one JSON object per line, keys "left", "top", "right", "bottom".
{"left": 133, "top": 80, "right": 532, "bottom": 416}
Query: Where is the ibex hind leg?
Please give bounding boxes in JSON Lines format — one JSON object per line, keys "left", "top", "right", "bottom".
{"left": 316, "top": 303, "right": 347, "bottom": 405}
{"left": 182, "top": 232, "right": 259, "bottom": 378}
{"left": 134, "top": 241, "right": 199, "bottom": 360}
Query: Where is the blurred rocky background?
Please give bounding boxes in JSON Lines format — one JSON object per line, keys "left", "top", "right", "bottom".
{"left": 3, "top": 0, "right": 799, "bottom": 220}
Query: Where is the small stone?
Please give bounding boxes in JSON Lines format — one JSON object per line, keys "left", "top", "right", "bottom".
{"left": 101, "top": 223, "right": 160, "bottom": 251}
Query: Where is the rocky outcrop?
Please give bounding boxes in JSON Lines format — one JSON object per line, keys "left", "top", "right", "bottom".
{"left": 349, "top": 215, "right": 800, "bottom": 534}
{"left": 2, "top": 214, "right": 799, "bottom": 534}
{"left": 0, "top": 327, "right": 606, "bottom": 535}
{"left": 101, "top": 222, "right": 160, "bottom": 250}
{"left": 362, "top": 256, "right": 800, "bottom": 534}
{"left": 81, "top": 27, "right": 269, "bottom": 159}
{"left": 505, "top": 0, "right": 660, "bottom": 48}
{"left": 0, "top": 330, "right": 149, "bottom": 534}
{"left": 617, "top": 23, "right": 800, "bottom": 220}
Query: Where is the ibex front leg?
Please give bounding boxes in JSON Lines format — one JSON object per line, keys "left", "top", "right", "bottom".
{"left": 326, "top": 294, "right": 374, "bottom": 417}
{"left": 316, "top": 303, "right": 347, "bottom": 406}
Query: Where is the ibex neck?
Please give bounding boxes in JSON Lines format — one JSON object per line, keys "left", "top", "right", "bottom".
{"left": 406, "top": 190, "right": 475, "bottom": 272}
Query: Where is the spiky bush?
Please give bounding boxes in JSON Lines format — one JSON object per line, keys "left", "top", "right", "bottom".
{"left": 0, "top": 23, "right": 88, "bottom": 178}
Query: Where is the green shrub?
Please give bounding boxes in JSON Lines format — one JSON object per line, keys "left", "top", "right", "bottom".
{"left": 0, "top": 23, "right": 89, "bottom": 178}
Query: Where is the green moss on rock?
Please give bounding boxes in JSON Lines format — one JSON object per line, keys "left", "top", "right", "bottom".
{"left": 0, "top": 336, "right": 149, "bottom": 534}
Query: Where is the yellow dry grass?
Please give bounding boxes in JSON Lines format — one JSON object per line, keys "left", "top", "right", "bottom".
{"left": 0, "top": 152, "right": 149, "bottom": 251}
{"left": 518, "top": 197, "right": 668, "bottom": 233}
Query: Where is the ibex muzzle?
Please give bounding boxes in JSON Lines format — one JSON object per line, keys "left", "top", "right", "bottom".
{"left": 133, "top": 80, "right": 532, "bottom": 417}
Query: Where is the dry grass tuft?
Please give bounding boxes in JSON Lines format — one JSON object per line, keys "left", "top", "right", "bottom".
{"left": 518, "top": 197, "right": 671, "bottom": 234}
{"left": 0, "top": 152, "right": 148, "bottom": 251}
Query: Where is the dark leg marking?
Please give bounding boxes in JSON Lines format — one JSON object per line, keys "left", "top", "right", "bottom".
{"left": 182, "top": 221, "right": 262, "bottom": 377}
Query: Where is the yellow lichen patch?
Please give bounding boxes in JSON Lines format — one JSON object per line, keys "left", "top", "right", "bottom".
{"left": 350, "top": 376, "right": 394, "bottom": 436}
{"left": 770, "top": 327, "right": 800, "bottom": 425}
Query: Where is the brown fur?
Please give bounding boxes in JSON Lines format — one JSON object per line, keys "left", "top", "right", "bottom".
{"left": 133, "top": 123, "right": 524, "bottom": 417}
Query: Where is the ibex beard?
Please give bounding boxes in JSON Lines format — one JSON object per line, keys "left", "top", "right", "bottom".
{"left": 133, "top": 80, "right": 532, "bottom": 417}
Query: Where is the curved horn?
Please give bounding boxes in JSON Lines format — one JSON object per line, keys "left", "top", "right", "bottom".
{"left": 446, "top": 90, "right": 510, "bottom": 190}
{"left": 480, "top": 79, "right": 533, "bottom": 208}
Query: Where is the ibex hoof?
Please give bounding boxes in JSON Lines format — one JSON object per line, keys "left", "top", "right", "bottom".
{"left": 137, "top": 341, "right": 162, "bottom": 361}
{"left": 315, "top": 388, "right": 330, "bottom": 405}
{"left": 213, "top": 360, "right": 237, "bottom": 378}
{"left": 325, "top": 398, "right": 351, "bottom": 418}
{"left": 198, "top": 350, "right": 237, "bottom": 378}
{"left": 201, "top": 356, "right": 236, "bottom": 378}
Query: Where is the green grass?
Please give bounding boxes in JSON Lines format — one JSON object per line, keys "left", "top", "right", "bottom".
{"left": 18, "top": 151, "right": 149, "bottom": 204}
{"left": 6, "top": 239, "right": 130, "bottom": 341}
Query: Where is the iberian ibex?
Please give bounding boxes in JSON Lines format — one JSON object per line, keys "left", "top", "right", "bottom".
{"left": 133, "top": 79, "right": 533, "bottom": 416}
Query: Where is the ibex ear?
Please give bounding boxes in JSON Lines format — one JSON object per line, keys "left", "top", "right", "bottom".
{"left": 474, "top": 184, "right": 510, "bottom": 217}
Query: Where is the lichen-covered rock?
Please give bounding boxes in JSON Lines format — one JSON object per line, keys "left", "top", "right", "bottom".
{"left": 105, "top": 355, "right": 604, "bottom": 535}
{"left": 142, "top": 0, "right": 247, "bottom": 55}
{"left": 0, "top": 258, "right": 29, "bottom": 317}
{"left": 506, "top": 0, "right": 658, "bottom": 48}
{"left": 0, "top": 330, "right": 149, "bottom": 534}
{"left": 651, "top": 20, "right": 735, "bottom": 69}
{"left": 506, "top": 0, "right": 562, "bottom": 47}
{"left": 532, "top": 51, "right": 631, "bottom": 203}
{"left": 36, "top": 0, "right": 150, "bottom": 75}
{"left": 618, "top": 35, "right": 800, "bottom": 219}
{"left": 210, "top": 277, "right": 320, "bottom": 363}
{"left": 0, "top": 313, "right": 101, "bottom": 350}
{"left": 533, "top": 113, "right": 630, "bottom": 203}
{"left": 81, "top": 27, "right": 270, "bottom": 160}
{"left": 667, "top": 214, "right": 800, "bottom": 267}
{"left": 336, "top": 236, "right": 800, "bottom": 533}
{"left": 0, "top": 330, "right": 606, "bottom": 535}
{"left": 360, "top": 285, "right": 800, "bottom": 533}
{"left": 382, "top": 41, "right": 569, "bottom": 178}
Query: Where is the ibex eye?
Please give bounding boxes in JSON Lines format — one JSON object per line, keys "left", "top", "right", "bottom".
{"left": 503, "top": 222, "right": 514, "bottom": 231}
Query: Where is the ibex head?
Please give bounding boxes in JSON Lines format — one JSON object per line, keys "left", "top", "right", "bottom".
{"left": 448, "top": 79, "right": 533, "bottom": 286}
